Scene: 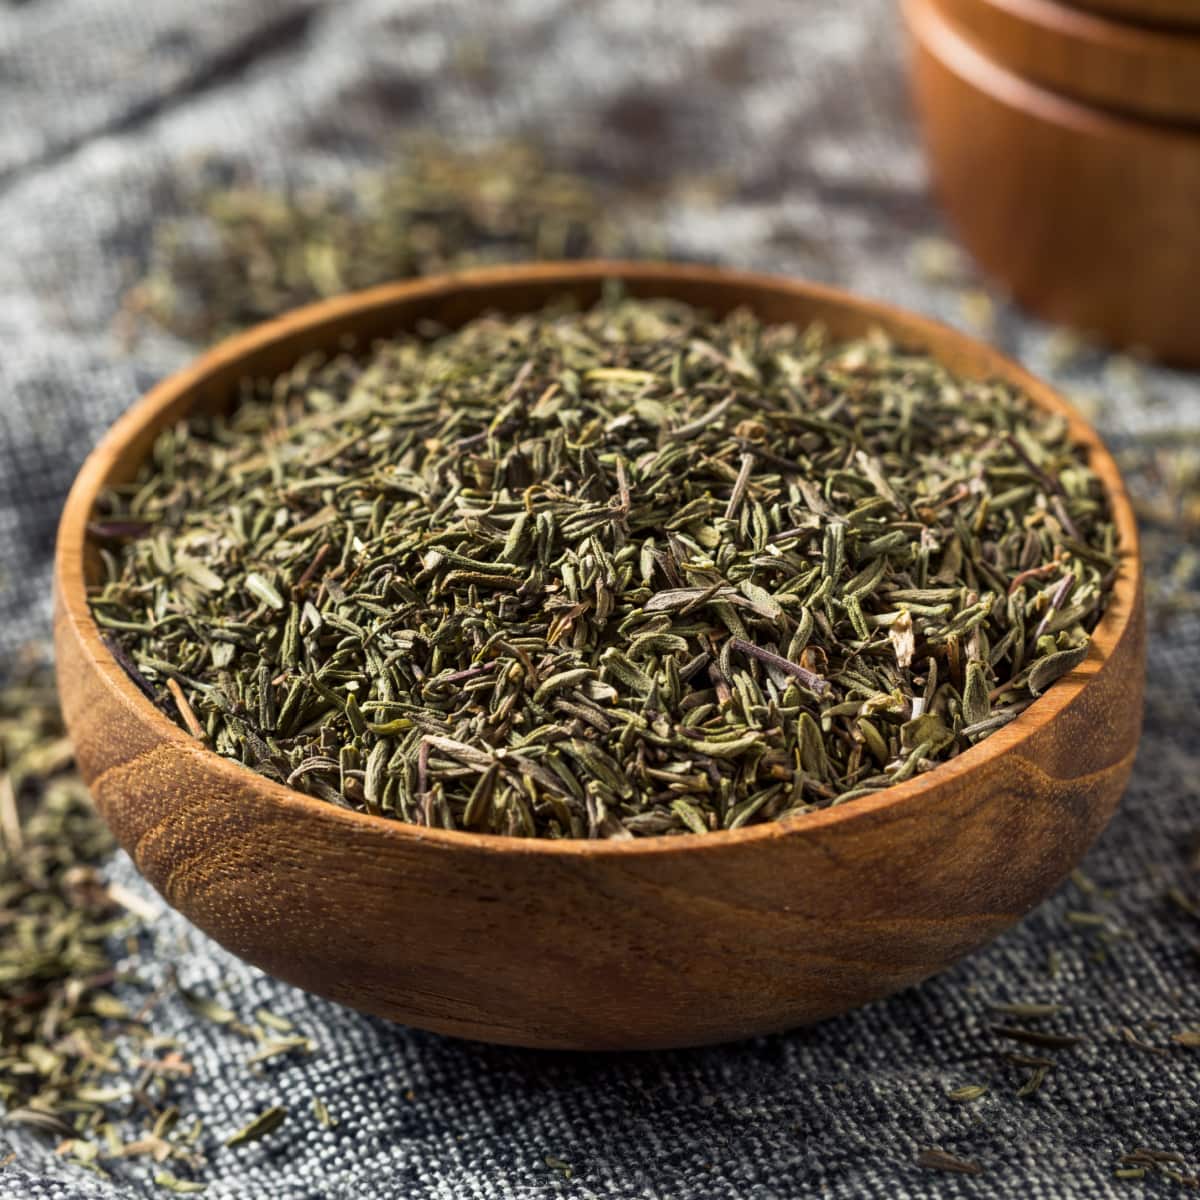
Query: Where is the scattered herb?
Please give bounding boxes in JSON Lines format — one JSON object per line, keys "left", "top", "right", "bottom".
{"left": 916, "top": 1149, "right": 984, "bottom": 1175}
{"left": 1003, "top": 1053, "right": 1055, "bottom": 1069}
{"left": 154, "top": 1170, "right": 207, "bottom": 1194}
{"left": 1015, "top": 1065, "right": 1050, "bottom": 1097}
{"left": 179, "top": 989, "right": 238, "bottom": 1027}
{"left": 125, "top": 138, "right": 648, "bottom": 346}
{"left": 544, "top": 1154, "right": 574, "bottom": 1179}
{"left": 245, "top": 1036, "right": 314, "bottom": 1067}
{"left": 988, "top": 1000, "right": 1064, "bottom": 1019}
{"left": 254, "top": 1009, "right": 294, "bottom": 1034}
{"left": 0, "top": 651, "right": 318, "bottom": 1187}
{"left": 0, "top": 653, "right": 200, "bottom": 1176}
{"left": 1121, "top": 1026, "right": 1167, "bottom": 1055}
{"left": 224, "top": 1105, "right": 287, "bottom": 1149}
{"left": 990, "top": 1026, "right": 1084, "bottom": 1050}
{"left": 908, "top": 237, "right": 970, "bottom": 287}
{"left": 1118, "top": 439, "right": 1200, "bottom": 625}
{"left": 1118, "top": 1148, "right": 1200, "bottom": 1188}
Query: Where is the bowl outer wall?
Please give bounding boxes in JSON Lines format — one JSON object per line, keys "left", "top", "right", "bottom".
{"left": 905, "top": 0, "right": 1200, "bottom": 366}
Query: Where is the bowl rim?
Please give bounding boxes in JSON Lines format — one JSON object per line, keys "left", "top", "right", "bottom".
{"left": 909, "top": 0, "right": 1200, "bottom": 143}
{"left": 941, "top": 0, "right": 1200, "bottom": 128}
{"left": 1049, "top": 0, "right": 1200, "bottom": 33}
{"left": 965, "top": 0, "right": 1200, "bottom": 56}
{"left": 55, "top": 259, "right": 1142, "bottom": 859}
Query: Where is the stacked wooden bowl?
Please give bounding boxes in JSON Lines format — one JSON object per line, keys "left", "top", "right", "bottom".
{"left": 903, "top": 0, "right": 1200, "bottom": 365}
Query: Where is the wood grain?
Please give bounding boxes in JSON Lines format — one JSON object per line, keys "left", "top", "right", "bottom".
{"left": 54, "top": 263, "right": 1144, "bottom": 1050}
{"left": 907, "top": 0, "right": 1200, "bottom": 366}
{"left": 939, "top": 0, "right": 1200, "bottom": 123}
{"left": 1059, "top": 0, "right": 1200, "bottom": 29}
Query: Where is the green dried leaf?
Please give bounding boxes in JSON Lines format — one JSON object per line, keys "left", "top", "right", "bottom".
{"left": 224, "top": 1104, "right": 287, "bottom": 1148}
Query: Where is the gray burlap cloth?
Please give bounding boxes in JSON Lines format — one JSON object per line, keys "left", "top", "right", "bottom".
{"left": 2, "top": 1, "right": 1199, "bottom": 1197}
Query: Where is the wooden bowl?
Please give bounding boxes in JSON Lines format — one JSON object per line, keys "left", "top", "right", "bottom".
{"left": 938, "top": 0, "right": 1200, "bottom": 123}
{"left": 1061, "top": 0, "right": 1200, "bottom": 30}
{"left": 906, "top": 0, "right": 1200, "bottom": 366}
{"left": 54, "top": 262, "right": 1144, "bottom": 1051}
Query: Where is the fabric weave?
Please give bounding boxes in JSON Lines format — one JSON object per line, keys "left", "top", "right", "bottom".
{"left": 2, "top": 2, "right": 1198, "bottom": 1197}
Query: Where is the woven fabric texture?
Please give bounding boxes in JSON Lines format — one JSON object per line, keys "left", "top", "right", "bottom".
{"left": 1, "top": 1, "right": 1198, "bottom": 1197}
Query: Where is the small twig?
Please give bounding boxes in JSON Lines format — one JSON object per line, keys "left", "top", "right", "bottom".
{"left": 432, "top": 663, "right": 498, "bottom": 687}
{"left": 166, "top": 679, "right": 206, "bottom": 741}
{"left": 1008, "top": 563, "right": 1061, "bottom": 596}
{"left": 1006, "top": 433, "right": 1063, "bottom": 496}
{"left": 614, "top": 456, "right": 632, "bottom": 516}
{"left": 0, "top": 772, "right": 23, "bottom": 858}
{"left": 294, "top": 542, "right": 331, "bottom": 593}
{"left": 1051, "top": 495, "right": 1082, "bottom": 542}
{"left": 729, "top": 637, "right": 830, "bottom": 695}
{"left": 723, "top": 452, "right": 756, "bottom": 522}
{"left": 1034, "top": 574, "right": 1076, "bottom": 641}
{"left": 666, "top": 393, "right": 735, "bottom": 440}
{"left": 416, "top": 738, "right": 430, "bottom": 798}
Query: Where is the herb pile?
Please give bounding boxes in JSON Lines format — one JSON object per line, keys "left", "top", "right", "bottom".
{"left": 0, "top": 656, "right": 321, "bottom": 1190}
{"left": 91, "top": 294, "right": 1117, "bottom": 838}
{"left": 0, "top": 657, "right": 203, "bottom": 1183}
{"left": 125, "top": 139, "right": 641, "bottom": 346}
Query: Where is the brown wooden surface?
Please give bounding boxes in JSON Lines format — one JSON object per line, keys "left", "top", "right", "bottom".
{"left": 1059, "top": 0, "right": 1200, "bottom": 29}
{"left": 907, "top": 0, "right": 1200, "bottom": 366}
{"left": 54, "top": 262, "right": 1145, "bottom": 1050}
{"left": 940, "top": 0, "right": 1200, "bottom": 123}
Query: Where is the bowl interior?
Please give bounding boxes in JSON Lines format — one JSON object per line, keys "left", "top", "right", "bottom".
{"left": 63, "top": 261, "right": 1142, "bottom": 850}
{"left": 85, "top": 261, "right": 1129, "bottom": 508}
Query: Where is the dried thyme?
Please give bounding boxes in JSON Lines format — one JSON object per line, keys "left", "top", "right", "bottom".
{"left": 125, "top": 138, "right": 644, "bottom": 346}
{"left": 0, "top": 654, "right": 203, "bottom": 1182}
{"left": 90, "top": 293, "right": 1118, "bottom": 838}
